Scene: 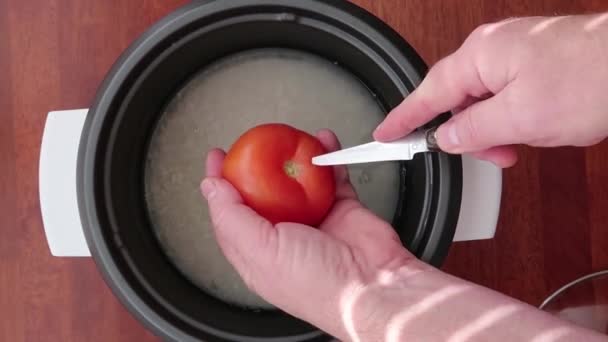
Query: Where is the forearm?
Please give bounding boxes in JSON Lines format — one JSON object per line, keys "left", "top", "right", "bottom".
{"left": 330, "top": 263, "right": 606, "bottom": 342}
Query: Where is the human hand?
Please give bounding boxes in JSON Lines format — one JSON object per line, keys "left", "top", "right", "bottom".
{"left": 201, "top": 130, "right": 608, "bottom": 342}
{"left": 374, "top": 13, "right": 608, "bottom": 168}
{"left": 201, "top": 129, "right": 428, "bottom": 341}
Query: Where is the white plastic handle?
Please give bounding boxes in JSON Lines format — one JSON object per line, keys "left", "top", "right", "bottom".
{"left": 453, "top": 157, "right": 502, "bottom": 241}
{"left": 39, "top": 109, "right": 91, "bottom": 257}
{"left": 38, "top": 109, "right": 501, "bottom": 257}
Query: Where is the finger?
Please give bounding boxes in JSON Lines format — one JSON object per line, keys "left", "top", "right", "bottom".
{"left": 316, "top": 129, "right": 358, "bottom": 200}
{"left": 452, "top": 93, "right": 491, "bottom": 114}
{"left": 470, "top": 146, "right": 519, "bottom": 168}
{"left": 205, "top": 148, "right": 226, "bottom": 177}
{"left": 374, "top": 49, "right": 489, "bottom": 142}
{"left": 200, "top": 177, "right": 278, "bottom": 285}
{"left": 315, "top": 129, "right": 347, "bottom": 181}
{"left": 435, "top": 86, "right": 519, "bottom": 153}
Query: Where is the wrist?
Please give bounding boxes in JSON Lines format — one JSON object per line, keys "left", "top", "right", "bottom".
{"left": 335, "top": 259, "right": 435, "bottom": 342}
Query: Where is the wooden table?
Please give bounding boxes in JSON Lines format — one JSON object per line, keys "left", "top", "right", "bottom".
{"left": 1, "top": 0, "right": 607, "bottom": 340}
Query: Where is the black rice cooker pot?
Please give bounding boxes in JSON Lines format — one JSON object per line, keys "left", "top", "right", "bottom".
{"left": 77, "top": 0, "right": 462, "bottom": 341}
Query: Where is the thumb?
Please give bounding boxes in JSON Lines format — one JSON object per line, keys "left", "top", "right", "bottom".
{"left": 201, "top": 177, "right": 278, "bottom": 288}
{"left": 435, "top": 87, "right": 519, "bottom": 153}
{"left": 201, "top": 176, "right": 241, "bottom": 204}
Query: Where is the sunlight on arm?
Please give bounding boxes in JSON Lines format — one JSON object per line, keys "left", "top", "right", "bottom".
{"left": 377, "top": 270, "right": 396, "bottom": 286}
{"left": 339, "top": 281, "right": 365, "bottom": 342}
{"left": 585, "top": 13, "right": 608, "bottom": 31}
{"left": 377, "top": 267, "right": 425, "bottom": 287}
{"left": 386, "top": 285, "right": 471, "bottom": 342}
{"left": 339, "top": 267, "right": 428, "bottom": 342}
{"left": 482, "top": 17, "right": 525, "bottom": 36}
{"left": 531, "top": 326, "right": 573, "bottom": 342}
{"left": 337, "top": 268, "right": 605, "bottom": 342}
{"left": 447, "top": 305, "right": 520, "bottom": 342}
{"left": 529, "top": 17, "right": 566, "bottom": 35}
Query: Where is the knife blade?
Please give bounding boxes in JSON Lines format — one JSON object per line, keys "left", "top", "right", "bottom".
{"left": 312, "top": 128, "right": 440, "bottom": 166}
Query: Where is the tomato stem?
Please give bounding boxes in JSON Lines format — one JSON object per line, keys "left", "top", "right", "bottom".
{"left": 283, "top": 160, "right": 299, "bottom": 178}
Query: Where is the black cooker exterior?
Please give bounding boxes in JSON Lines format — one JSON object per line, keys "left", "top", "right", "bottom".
{"left": 77, "top": 1, "right": 462, "bottom": 341}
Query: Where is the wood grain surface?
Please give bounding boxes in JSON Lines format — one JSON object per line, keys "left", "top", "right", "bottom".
{"left": 1, "top": 0, "right": 607, "bottom": 340}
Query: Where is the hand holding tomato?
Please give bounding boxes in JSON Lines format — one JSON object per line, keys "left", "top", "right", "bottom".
{"left": 201, "top": 129, "right": 420, "bottom": 341}
{"left": 222, "top": 124, "right": 336, "bottom": 226}
{"left": 201, "top": 128, "right": 600, "bottom": 341}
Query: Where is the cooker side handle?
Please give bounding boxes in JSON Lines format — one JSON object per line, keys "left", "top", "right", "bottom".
{"left": 39, "top": 109, "right": 91, "bottom": 257}
{"left": 453, "top": 156, "right": 502, "bottom": 241}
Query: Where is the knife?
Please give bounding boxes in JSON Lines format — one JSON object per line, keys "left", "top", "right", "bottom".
{"left": 312, "top": 127, "right": 441, "bottom": 166}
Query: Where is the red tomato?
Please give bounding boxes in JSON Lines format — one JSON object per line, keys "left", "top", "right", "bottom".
{"left": 222, "top": 123, "right": 336, "bottom": 226}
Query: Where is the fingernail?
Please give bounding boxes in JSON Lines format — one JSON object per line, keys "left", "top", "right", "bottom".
{"left": 372, "top": 126, "right": 381, "bottom": 137}
{"left": 373, "top": 125, "right": 388, "bottom": 140}
{"left": 201, "top": 179, "right": 216, "bottom": 199}
{"left": 438, "top": 122, "right": 460, "bottom": 148}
